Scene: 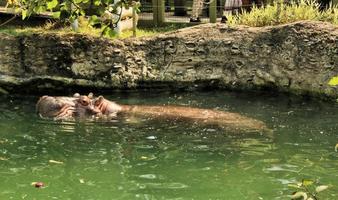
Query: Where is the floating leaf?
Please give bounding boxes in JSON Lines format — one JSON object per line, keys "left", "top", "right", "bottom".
{"left": 140, "top": 155, "right": 157, "bottom": 161}
{"left": 0, "top": 157, "right": 8, "bottom": 161}
{"left": 79, "top": 179, "right": 85, "bottom": 184}
{"left": 140, "top": 156, "right": 148, "bottom": 160}
{"left": 302, "top": 179, "right": 314, "bottom": 186}
{"left": 49, "top": 160, "right": 64, "bottom": 164}
{"left": 290, "top": 191, "right": 307, "bottom": 200}
{"left": 146, "top": 136, "right": 156, "bottom": 140}
{"left": 0, "top": 139, "right": 8, "bottom": 144}
{"left": 31, "top": 182, "right": 44, "bottom": 188}
{"left": 288, "top": 184, "right": 301, "bottom": 189}
{"left": 315, "top": 185, "right": 329, "bottom": 193}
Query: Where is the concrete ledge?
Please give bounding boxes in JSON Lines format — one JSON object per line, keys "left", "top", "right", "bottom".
{"left": 0, "top": 21, "right": 338, "bottom": 99}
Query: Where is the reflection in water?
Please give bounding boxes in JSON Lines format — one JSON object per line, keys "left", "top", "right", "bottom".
{"left": 0, "top": 92, "right": 337, "bottom": 199}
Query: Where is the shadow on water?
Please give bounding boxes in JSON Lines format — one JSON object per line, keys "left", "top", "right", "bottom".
{"left": 0, "top": 92, "right": 337, "bottom": 199}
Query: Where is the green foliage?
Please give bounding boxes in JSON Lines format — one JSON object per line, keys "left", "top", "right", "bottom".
{"left": 5, "top": 0, "right": 140, "bottom": 36}
{"left": 46, "top": 0, "right": 58, "bottom": 11}
{"left": 227, "top": 0, "right": 338, "bottom": 27}
{"left": 0, "top": 22, "right": 188, "bottom": 39}
{"left": 328, "top": 76, "right": 338, "bottom": 86}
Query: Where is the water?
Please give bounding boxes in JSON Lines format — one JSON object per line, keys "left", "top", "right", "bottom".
{"left": 0, "top": 92, "right": 337, "bottom": 200}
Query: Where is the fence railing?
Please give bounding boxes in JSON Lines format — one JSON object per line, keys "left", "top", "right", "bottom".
{"left": 138, "top": 0, "right": 262, "bottom": 25}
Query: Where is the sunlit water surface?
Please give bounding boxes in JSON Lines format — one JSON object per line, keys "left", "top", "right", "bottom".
{"left": 0, "top": 92, "right": 337, "bottom": 200}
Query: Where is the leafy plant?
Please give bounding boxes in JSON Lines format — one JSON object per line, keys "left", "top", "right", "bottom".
{"left": 227, "top": 0, "right": 338, "bottom": 27}
{"left": 328, "top": 76, "right": 338, "bottom": 86}
{"left": 5, "top": 0, "right": 140, "bottom": 37}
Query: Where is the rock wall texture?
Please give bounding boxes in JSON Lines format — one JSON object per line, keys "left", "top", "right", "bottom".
{"left": 0, "top": 21, "right": 338, "bottom": 98}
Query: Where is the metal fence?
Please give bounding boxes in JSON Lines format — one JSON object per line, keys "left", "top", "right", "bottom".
{"left": 139, "top": 0, "right": 210, "bottom": 23}
{"left": 138, "top": 0, "right": 263, "bottom": 24}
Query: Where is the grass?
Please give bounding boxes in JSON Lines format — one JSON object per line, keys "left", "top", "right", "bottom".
{"left": 227, "top": 0, "right": 338, "bottom": 27}
{"left": 0, "top": 17, "right": 191, "bottom": 38}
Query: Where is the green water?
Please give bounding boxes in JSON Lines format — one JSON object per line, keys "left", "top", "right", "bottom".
{"left": 0, "top": 92, "right": 337, "bottom": 200}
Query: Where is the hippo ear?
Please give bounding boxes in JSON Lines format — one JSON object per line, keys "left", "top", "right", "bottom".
{"left": 73, "top": 93, "right": 80, "bottom": 98}
{"left": 88, "top": 92, "right": 94, "bottom": 99}
{"left": 94, "top": 96, "right": 104, "bottom": 106}
{"left": 98, "top": 96, "right": 104, "bottom": 101}
{"left": 96, "top": 96, "right": 105, "bottom": 103}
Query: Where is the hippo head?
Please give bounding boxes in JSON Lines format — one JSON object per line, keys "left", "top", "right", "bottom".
{"left": 36, "top": 96, "right": 63, "bottom": 118}
{"left": 93, "top": 96, "right": 122, "bottom": 116}
{"left": 74, "top": 93, "right": 101, "bottom": 117}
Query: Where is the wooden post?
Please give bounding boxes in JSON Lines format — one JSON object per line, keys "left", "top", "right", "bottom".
{"left": 209, "top": 0, "right": 216, "bottom": 23}
{"left": 152, "top": 0, "right": 158, "bottom": 26}
{"left": 158, "top": 0, "right": 165, "bottom": 25}
{"left": 152, "top": 0, "right": 165, "bottom": 26}
{"left": 276, "top": 0, "right": 281, "bottom": 24}
{"left": 132, "top": 6, "right": 137, "bottom": 37}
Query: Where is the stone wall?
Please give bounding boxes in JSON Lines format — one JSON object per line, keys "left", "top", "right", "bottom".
{"left": 0, "top": 21, "right": 338, "bottom": 98}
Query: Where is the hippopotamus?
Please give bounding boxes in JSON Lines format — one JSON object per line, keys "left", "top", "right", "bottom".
{"left": 36, "top": 94, "right": 270, "bottom": 133}
{"left": 36, "top": 93, "right": 100, "bottom": 120}
{"left": 92, "top": 96, "right": 269, "bottom": 132}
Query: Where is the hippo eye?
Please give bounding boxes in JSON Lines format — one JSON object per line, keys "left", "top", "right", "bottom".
{"left": 81, "top": 100, "right": 89, "bottom": 106}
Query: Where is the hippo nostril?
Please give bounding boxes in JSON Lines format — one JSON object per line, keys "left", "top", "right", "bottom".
{"left": 91, "top": 107, "right": 101, "bottom": 114}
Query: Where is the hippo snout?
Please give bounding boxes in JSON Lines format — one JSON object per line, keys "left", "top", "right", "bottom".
{"left": 89, "top": 105, "right": 101, "bottom": 114}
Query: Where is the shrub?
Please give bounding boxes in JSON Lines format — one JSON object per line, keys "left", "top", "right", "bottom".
{"left": 227, "top": 0, "right": 338, "bottom": 26}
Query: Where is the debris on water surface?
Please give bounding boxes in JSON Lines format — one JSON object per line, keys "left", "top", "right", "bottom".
{"left": 0, "top": 139, "right": 8, "bottom": 144}
{"left": 140, "top": 155, "right": 157, "bottom": 161}
{"left": 290, "top": 191, "right": 307, "bottom": 200}
{"left": 146, "top": 136, "right": 156, "bottom": 140}
{"left": 302, "top": 179, "right": 314, "bottom": 186}
{"left": 49, "top": 160, "right": 64, "bottom": 164}
{"left": 31, "top": 182, "right": 44, "bottom": 188}
{"left": 0, "top": 157, "right": 8, "bottom": 161}
{"left": 316, "top": 185, "right": 329, "bottom": 193}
